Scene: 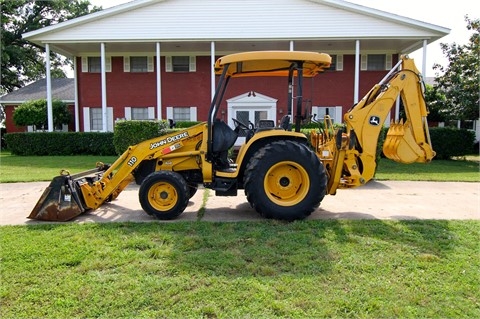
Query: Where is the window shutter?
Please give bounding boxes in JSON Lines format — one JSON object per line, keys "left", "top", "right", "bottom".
{"left": 334, "top": 106, "right": 342, "bottom": 124}
{"left": 124, "top": 57, "right": 130, "bottom": 72}
{"left": 385, "top": 54, "right": 392, "bottom": 70}
{"left": 81, "top": 57, "right": 88, "bottom": 72}
{"left": 125, "top": 107, "right": 132, "bottom": 120}
{"left": 189, "top": 56, "right": 196, "bottom": 72}
{"left": 190, "top": 107, "right": 197, "bottom": 121}
{"left": 336, "top": 55, "right": 344, "bottom": 71}
{"left": 147, "top": 56, "right": 154, "bottom": 72}
{"left": 105, "top": 57, "right": 112, "bottom": 72}
{"left": 165, "top": 56, "right": 172, "bottom": 72}
{"left": 107, "top": 107, "right": 114, "bottom": 132}
{"left": 148, "top": 107, "right": 155, "bottom": 119}
{"left": 311, "top": 106, "right": 320, "bottom": 119}
{"left": 361, "top": 55, "right": 368, "bottom": 71}
{"left": 166, "top": 107, "right": 173, "bottom": 119}
{"left": 83, "top": 107, "right": 91, "bottom": 132}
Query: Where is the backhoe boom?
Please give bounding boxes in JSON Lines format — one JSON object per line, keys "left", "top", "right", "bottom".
{"left": 313, "top": 55, "right": 435, "bottom": 195}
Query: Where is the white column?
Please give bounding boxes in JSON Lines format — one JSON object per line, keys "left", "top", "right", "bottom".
{"left": 73, "top": 57, "right": 79, "bottom": 131}
{"left": 289, "top": 40, "right": 294, "bottom": 51}
{"left": 354, "top": 40, "right": 360, "bottom": 104}
{"left": 211, "top": 41, "right": 216, "bottom": 101}
{"left": 100, "top": 43, "right": 107, "bottom": 132}
{"left": 156, "top": 42, "right": 162, "bottom": 120}
{"left": 45, "top": 44, "right": 53, "bottom": 132}
{"left": 421, "top": 39, "right": 428, "bottom": 77}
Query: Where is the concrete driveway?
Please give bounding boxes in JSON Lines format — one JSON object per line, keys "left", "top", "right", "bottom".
{"left": 1, "top": 180, "right": 479, "bottom": 226}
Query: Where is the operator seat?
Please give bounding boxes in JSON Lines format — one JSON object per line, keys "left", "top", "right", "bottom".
{"left": 212, "top": 119, "right": 238, "bottom": 170}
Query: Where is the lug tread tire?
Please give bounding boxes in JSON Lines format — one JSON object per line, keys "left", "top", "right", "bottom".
{"left": 244, "top": 140, "right": 327, "bottom": 221}
{"left": 139, "top": 171, "right": 189, "bottom": 220}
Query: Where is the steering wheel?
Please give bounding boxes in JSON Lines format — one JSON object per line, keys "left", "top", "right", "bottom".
{"left": 232, "top": 118, "right": 250, "bottom": 132}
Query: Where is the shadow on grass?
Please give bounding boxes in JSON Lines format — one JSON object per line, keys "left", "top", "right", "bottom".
{"left": 19, "top": 218, "right": 456, "bottom": 278}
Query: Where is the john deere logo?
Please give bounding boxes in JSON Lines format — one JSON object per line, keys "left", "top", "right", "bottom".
{"left": 369, "top": 116, "right": 381, "bottom": 126}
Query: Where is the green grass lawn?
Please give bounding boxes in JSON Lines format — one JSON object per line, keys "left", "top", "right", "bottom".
{"left": 1, "top": 220, "right": 479, "bottom": 318}
{"left": 0, "top": 152, "right": 118, "bottom": 182}
{"left": 375, "top": 157, "right": 480, "bottom": 182}
{"left": 0, "top": 151, "right": 479, "bottom": 183}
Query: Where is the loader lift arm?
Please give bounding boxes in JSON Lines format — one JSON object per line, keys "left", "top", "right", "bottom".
{"left": 314, "top": 55, "right": 435, "bottom": 195}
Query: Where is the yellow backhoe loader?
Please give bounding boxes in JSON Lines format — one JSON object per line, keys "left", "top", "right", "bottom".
{"left": 29, "top": 51, "right": 434, "bottom": 222}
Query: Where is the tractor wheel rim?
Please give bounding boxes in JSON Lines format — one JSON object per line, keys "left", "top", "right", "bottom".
{"left": 264, "top": 161, "right": 310, "bottom": 206}
{"left": 148, "top": 182, "right": 177, "bottom": 211}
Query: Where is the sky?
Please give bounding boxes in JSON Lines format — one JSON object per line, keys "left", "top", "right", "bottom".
{"left": 89, "top": 0, "right": 478, "bottom": 77}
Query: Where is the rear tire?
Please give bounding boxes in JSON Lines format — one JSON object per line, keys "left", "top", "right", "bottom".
{"left": 244, "top": 140, "right": 327, "bottom": 221}
{"left": 139, "top": 171, "right": 189, "bottom": 220}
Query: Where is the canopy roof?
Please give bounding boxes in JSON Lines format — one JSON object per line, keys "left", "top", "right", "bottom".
{"left": 214, "top": 51, "right": 332, "bottom": 78}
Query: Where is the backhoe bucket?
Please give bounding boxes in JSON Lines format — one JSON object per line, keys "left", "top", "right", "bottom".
{"left": 383, "top": 120, "right": 434, "bottom": 164}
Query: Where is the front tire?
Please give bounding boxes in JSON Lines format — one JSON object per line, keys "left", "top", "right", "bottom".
{"left": 244, "top": 140, "right": 327, "bottom": 221}
{"left": 139, "top": 171, "right": 189, "bottom": 220}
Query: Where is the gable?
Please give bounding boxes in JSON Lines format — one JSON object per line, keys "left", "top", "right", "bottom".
{"left": 24, "top": 0, "right": 449, "bottom": 56}
{"left": 227, "top": 91, "right": 278, "bottom": 104}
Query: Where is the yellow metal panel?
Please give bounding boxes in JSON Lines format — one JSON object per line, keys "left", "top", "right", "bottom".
{"left": 214, "top": 51, "right": 331, "bottom": 78}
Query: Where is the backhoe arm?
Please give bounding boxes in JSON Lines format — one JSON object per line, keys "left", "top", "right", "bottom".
{"left": 315, "top": 55, "right": 435, "bottom": 194}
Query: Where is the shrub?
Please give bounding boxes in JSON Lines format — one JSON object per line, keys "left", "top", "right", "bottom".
{"left": 173, "top": 121, "right": 202, "bottom": 128}
{"left": 5, "top": 132, "right": 115, "bottom": 156}
{"left": 12, "top": 99, "right": 71, "bottom": 130}
{"left": 113, "top": 120, "right": 168, "bottom": 155}
{"left": 429, "top": 127, "right": 475, "bottom": 159}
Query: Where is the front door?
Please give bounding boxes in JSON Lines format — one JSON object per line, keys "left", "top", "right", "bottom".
{"left": 226, "top": 91, "right": 278, "bottom": 146}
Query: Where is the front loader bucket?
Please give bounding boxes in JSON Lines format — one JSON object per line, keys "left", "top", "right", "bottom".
{"left": 28, "top": 175, "right": 87, "bottom": 221}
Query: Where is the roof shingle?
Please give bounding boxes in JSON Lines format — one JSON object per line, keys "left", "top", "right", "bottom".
{"left": 0, "top": 78, "right": 74, "bottom": 103}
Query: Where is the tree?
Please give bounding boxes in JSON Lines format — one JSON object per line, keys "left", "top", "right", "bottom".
{"left": 13, "top": 99, "right": 71, "bottom": 131}
{"left": 1, "top": 0, "right": 101, "bottom": 95}
{"left": 432, "top": 16, "right": 480, "bottom": 121}
{"left": 424, "top": 84, "right": 448, "bottom": 122}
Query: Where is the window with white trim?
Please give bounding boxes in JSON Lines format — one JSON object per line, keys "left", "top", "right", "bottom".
{"left": 130, "top": 57, "right": 147, "bottom": 72}
{"left": 361, "top": 54, "right": 393, "bottom": 71}
{"left": 124, "top": 107, "right": 155, "bottom": 120}
{"left": 166, "top": 56, "right": 196, "bottom": 72}
{"left": 88, "top": 57, "right": 101, "bottom": 73}
{"left": 81, "top": 56, "right": 112, "bottom": 73}
{"left": 311, "top": 106, "right": 343, "bottom": 124}
{"left": 327, "top": 55, "right": 343, "bottom": 71}
{"left": 166, "top": 106, "right": 198, "bottom": 121}
{"left": 173, "top": 107, "right": 191, "bottom": 120}
{"left": 124, "top": 56, "right": 154, "bottom": 72}
{"left": 90, "top": 108, "right": 103, "bottom": 131}
{"left": 83, "top": 107, "right": 114, "bottom": 132}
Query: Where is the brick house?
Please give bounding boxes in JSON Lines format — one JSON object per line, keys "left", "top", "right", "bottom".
{"left": 4, "top": 0, "right": 449, "bottom": 133}
{"left": 1, "top": 78, "right": 75, "bottom": 132}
